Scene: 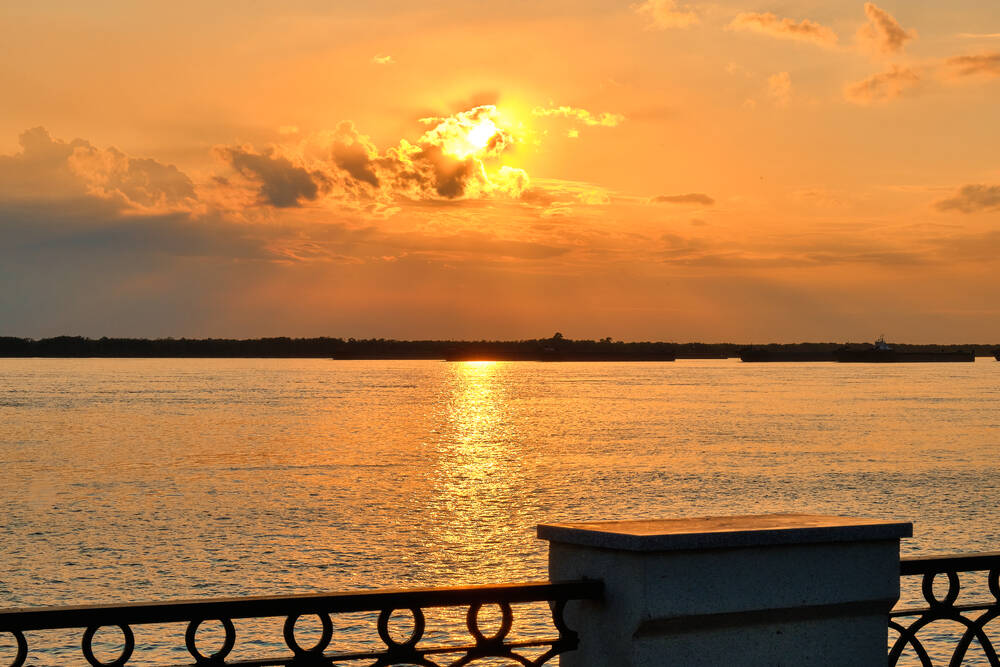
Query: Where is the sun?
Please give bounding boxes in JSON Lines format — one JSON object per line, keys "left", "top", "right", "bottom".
{"left": 444, "top": 117, "right": 500, "bottom": 159}
{"left": 422, "top": 106, "right": 511, "bottom": 161}
{"left": 463, "top": 119, "right": 499, "bottom": 153}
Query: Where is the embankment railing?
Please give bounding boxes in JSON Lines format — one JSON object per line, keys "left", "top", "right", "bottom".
{"left": 0, "top": 580, "right": 602, "bottom": 666}
{"left": 890, "top": 552, "right": 1000, "bottom": 666}
{"left": 9, "top": 544, "right": 1000, "bottom": 665}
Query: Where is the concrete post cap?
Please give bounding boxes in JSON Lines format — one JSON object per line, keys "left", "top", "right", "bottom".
{"left": 537, "top": 513, "right": 913, "bottom": 552}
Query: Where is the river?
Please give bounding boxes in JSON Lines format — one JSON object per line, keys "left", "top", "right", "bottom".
{"left": 3, "top": 358, "right": 999, "bottom": 664}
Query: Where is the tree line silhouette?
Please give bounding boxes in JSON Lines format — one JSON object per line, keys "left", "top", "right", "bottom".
{"left": 0, "top": 335, "right": 995, "bottom": 359}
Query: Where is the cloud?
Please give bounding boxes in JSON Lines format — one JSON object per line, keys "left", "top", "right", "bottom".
{"left": 532, "top": 106, "right": 625, "bottom": 127}
{"left": 330, "top": 121, "right": 381, "bottom": 188}
{"left": 0, "top": 127, "right": 195, "bottom": 212}
{"left": 216, "top": 146, "right": 328, "bottom": 208}
{"left": 958, "top": 33, "right": 1000, "bottom": 39}
{"left": 372, "top": 54, "right": 394, "bottom": 65}
{"left": 944, "top": 52, "right": 1000, "bottom": 78}
{"left": 728, "top": 12, "right": 838, "bottom": 47}
{"left": 541, "top": 205, "right": 574, "bottom": 217}
{"left": 215, "top": 106, "right": 529, "bottom": 207}
{"left": 651, "top": 193, "right": 715, "bottom": 205}
{"left": 71, "top": 148, "right": 196, "bottom": 210}
{"left": 844, "top": 65, "right": 920, "bottom": 104}
{"left": 857, "top": 3, "right": 916, "bottom": 55}
{"left": 523, "top": 179, "right": 613, "bottom": 209}
{"left": 767, "top": 72, "right": 792, "bottom": 107}
{"left": 935, "top": 185, "right": 1000, "bottom": 213}
{"left": 632, "top": 0, "right": 699, "bottom": 29}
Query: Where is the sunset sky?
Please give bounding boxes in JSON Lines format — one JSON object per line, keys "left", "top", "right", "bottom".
{"left": 2, "top": 1, "right": 999, "bottom": 342}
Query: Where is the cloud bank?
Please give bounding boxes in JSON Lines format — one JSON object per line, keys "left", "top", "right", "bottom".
{"left": 0, "top": 127, "right": 195, "bottom": 212}
{"left": 216, "top": 106, "right": 529, "bottom": 207}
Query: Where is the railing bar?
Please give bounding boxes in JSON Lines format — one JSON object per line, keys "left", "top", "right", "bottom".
{"left": 901, "top": 553, "right": 1000, "bottom": 575}
{"left": 167, "top": 661, "right": 292, "bottom": 667}
{"left": 315, "top": 638, "right": 567, "bottom": 661}
{"left": 159, "top": 639, "right": 568, "bottom": 666}
{"left": 891, "top": 603, "right": 997, "bottom": 617}
{"left": 0, "top": 580, "right": 602, "bottom": 632}
{"left": 407, "top": 638, "right": 564, "bottom": 656}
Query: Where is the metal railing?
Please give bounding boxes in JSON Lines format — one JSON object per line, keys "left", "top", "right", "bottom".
{"left": 890, "top": 552, "right": 1000, "bottom": 666}
{"left": 0, "top": 580, "right": 602, "bottom": 666}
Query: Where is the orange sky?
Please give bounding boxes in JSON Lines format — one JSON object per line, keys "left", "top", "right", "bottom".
{"left": 1, "top": 1, "right": 999, "bottom": 342}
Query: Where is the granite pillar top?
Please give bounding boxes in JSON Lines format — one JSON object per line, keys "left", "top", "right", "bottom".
{"left": 537, "top": 513, "right": 913, "bottom": 552}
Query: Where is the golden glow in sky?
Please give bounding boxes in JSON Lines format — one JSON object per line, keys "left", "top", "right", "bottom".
{"left": 428, "top": 111, "right": 504, "bottom": 160}
{"left": 1, "top": 1, "right": 999, "bottom": 341}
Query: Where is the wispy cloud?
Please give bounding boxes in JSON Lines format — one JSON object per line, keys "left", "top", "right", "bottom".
{"left": 935, "top": 184, "right": 1000, "bottom": 213}
{"left": 768, "top": 72, "right": 792, "bottom": 107}
{"left": 531, "top": 106, "right": 625, "bottom": 127}
{"left": 650, "top": 193, "right": 715, "bottom": 205}
{"left": 844, "top": 65, "right": 921, "bottom": 104}
{"left": 632, "top": 0, "right": 699, "bottom": 30}
{"left": 944, "top": 51, "right": 1000, "bottom": 78}
{"left": 857, "top": 3, "right": 916, "bottom": 55}
{"left": 728, "top": 12, "right": 838, "bottom": 47}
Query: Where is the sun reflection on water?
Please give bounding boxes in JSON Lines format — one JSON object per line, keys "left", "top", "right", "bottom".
{"left": 422, "top": 362, "right": 537, "bottom": 585}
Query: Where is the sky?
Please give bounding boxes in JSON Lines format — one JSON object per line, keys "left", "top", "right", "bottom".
{"left": 1, "top": 0, "right": 999, "bottom": 342}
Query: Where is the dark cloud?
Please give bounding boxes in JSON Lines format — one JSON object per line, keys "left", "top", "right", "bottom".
{"left": 935, "top": 184, "right": 1000, "bottom": 213}
{"left": 651, "top": 193, "right": 715, "bottom": 205}
{"left": 418, "top": 145, "right": 478, "bottom": 199}
{"left": 331, "top": 121, "right": 380, "bottom": 188}
{"left": 945, "top": 52, "right": 1000, "bottom": 77}
{"left": 216, "top": 146, "right": 328, "bottom": 207}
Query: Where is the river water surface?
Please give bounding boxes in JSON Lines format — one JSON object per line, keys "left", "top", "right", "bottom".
{"left": 2, "top": 358, "right": 999, "bottom": 664}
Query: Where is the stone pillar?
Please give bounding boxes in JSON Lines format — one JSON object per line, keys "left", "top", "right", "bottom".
{"left": 539, "top": 514, "right": 912, "bottom": 667}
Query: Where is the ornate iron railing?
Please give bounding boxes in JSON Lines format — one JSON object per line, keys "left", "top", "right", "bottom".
{"left": 0, "top": 580, "right": 601, "bottom": 666}
{"left": 890, "top": 552, "right": 1000, "bottom": 666}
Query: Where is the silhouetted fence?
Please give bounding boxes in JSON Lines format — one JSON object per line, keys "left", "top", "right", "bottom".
{"left": 0, "top": 581, "right": 601, "bottom": 666}
{"left": 890, "top": 552, "right": 1000, "bottom": 666}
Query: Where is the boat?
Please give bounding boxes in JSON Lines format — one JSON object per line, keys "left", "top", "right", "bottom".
{"left": 834, "top": 338, "right": 974, "bottom": 363}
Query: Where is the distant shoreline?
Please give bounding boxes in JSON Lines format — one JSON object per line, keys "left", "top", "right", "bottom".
{"left": 0, "top": 336, "right": 996, "bottom": 359}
